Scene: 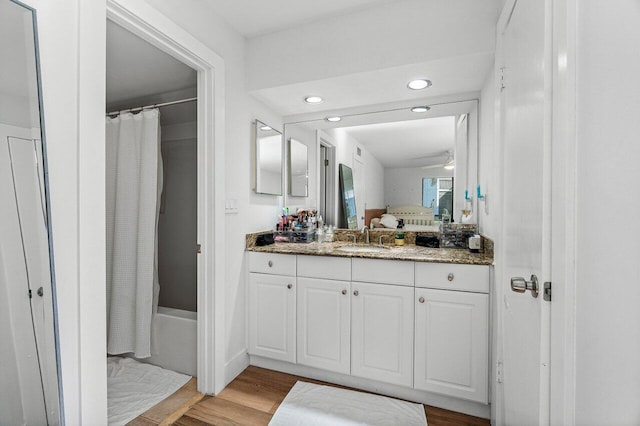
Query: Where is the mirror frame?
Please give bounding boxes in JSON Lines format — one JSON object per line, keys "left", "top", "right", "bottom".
{"left": 287, "top": 137, "right": 308, "bottom": 197}
{"left": 253, "top": 119, "right": 283, "bottom": 195}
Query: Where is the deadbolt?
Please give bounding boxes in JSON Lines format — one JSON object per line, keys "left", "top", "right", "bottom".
{"left": 510, "top": 275, "right": 539, "bottom": 298}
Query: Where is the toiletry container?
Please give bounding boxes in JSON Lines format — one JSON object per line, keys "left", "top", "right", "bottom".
{"left": 395, "top": 219, "right": 405, "bottom": 246}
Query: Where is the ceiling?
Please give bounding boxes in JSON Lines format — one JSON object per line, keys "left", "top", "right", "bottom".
{"left": 252, "top": 53, "right": 494, "bottom": 116}
{"left": 338, "top": 116, "right": 456, "bottom": 168}
{"left": 204, "top": 0, "right": 398, "bottom": 38}
{"left": 106, "top": 20, "right": 197, "bottom": 118}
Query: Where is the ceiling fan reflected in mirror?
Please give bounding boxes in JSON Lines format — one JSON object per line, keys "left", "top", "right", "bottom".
{"left": 413, "top": 150, "right": 455, "bottom": 170}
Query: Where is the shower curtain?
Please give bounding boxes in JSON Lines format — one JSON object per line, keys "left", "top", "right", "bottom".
{"left": 106, "top": 109, "right": 162, "bottom": 358}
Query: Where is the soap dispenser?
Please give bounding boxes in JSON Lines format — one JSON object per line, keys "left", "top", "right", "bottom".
{"left": 395, "top": 219, "right": 405, "bottom": 246}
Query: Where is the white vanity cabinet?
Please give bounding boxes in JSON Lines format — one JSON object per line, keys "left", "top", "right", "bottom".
{"left": 414, "top": 263, "right": 490, "bottom": 403}
{"left": 296, "top": 256, "right": 351, "bottom": 374}
{"left": 297, "top": 277, "right": 351, "bottom": 373}
{"left": 248, "top": 253, "right": 297, "bottom": 363}
{"left": 351, "top": 281, "right": 414, "bottom": 387}
{"left": 247, "top": 250, "right": 492, "bottom": 409}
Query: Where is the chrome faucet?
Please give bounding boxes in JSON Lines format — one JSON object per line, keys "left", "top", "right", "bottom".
{"left": 360, "top": 226, "right": 370, "bottom": 244}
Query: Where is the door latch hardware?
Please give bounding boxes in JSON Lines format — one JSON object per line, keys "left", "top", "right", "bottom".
{"left": 510, "top": 275, "right": 539, "bottom": 298}
{"left": 543, "top": 281, "right": 551, "bottom": 301}
{"left": 196, "top": 244, "right": 202, "bottom": 254}
{"left": 37, "top": 287, "right": 43, "bottom": 297}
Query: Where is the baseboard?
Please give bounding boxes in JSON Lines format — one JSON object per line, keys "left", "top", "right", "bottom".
{"left": 250, "top": 356, "right": 490, "bottom": 419}
{"left": 224, "top": 350, "right": 249, "bottom": 387}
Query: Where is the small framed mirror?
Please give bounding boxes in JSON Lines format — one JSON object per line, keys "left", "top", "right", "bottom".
{"left": 338, "top": 164, "right": 358, "bottom": 229}
{"left": 288, "top": 138, "right": 308, "bottom": 197}
{"left": 254, "top": 120, "right": 283, "bottom": 195}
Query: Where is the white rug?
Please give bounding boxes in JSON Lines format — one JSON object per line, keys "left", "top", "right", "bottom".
{"left": 107, "top": 356, "right": 191, "bottom": 425}
{"left": 269, "top": 381, "right": 427, "bottom": 426}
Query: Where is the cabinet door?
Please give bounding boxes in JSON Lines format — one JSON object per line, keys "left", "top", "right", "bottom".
{"left": 248, "top": 273, "right": 296, "bottom": 362}
{"left": 414, "top": 288, "right": 489, "bottom": 403}
{"left": 297, "top": 277, "right": 350, "bottom": 374}
{"left": 351, "top": 282, "right": 414, "bottom": 387}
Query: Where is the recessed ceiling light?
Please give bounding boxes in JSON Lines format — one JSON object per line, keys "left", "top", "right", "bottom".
{"left": 407, "top": 79, "right": 432, "bottom": 90}
{"left": 326, "top": 116, "right": 341, "bottom": 122}
{"left": 304, "top": 96, "right": 323, "bottom": 104}
{"left": 411, "top": 106, "right": 431, "bottom": 113}
{"left": 259, "top": 125, "right": 272, "bottom": 131}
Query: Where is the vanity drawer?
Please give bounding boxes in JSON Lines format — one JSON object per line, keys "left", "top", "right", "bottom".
{"left": 352, "top": 258, "right": 414, "bottom": 286}
{"left": 248, "top": 252, "right": 296, "bottom": 276}
{"left": 297, "top": 255, "right": 351, "bottom": 281}
{"left": 415, "top": 263, "right": 489, "bottom": 293}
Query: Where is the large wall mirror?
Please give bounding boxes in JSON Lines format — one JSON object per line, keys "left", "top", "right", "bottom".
{"left": 253, "top": 120, "right": 283, "bottom": 195}
{"left": 283, "top": 99, "right": 478, "bottom": 229}
{"left": 0, "top": 0, "right": 62, "bottom": 425}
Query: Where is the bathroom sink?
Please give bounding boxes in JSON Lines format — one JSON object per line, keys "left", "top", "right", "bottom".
{"left": 336, "top": 245, "right": 390, "bottom": 253}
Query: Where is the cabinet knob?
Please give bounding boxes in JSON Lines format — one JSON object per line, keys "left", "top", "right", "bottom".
{"left": 419, "top": 296, "right": 425, "bottom": 303}
{"left": 353, "top": 290, "right": 359, "bottom": 296}
{"left": 341, "top": 289, "right": 347, "bottom": 295}
{"left": 268, "top": 261, "right": 273, "bottom": 267}
{"left": 447, "top": 273, "right": 454, "bottom": 282}
{"left": 287, "top": 283, "right": 293, "bottom": 289}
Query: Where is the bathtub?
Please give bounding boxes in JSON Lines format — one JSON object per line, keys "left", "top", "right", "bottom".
{"left": 140, "top": 306, "right": 197, "bottom": 377}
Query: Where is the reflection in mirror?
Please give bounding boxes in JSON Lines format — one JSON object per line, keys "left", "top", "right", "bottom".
{"left": 283, "top": 99, "right": 478, "bottom": 230}
{"left": 339, "top": 164, "right": 358, "bottom": 229}
{"left": 422, "top": 177, "right": 453, "bottom": 220}
{"left": 0, "top": 0, "right": 61, "bottom": 425}
{"left": 288, "top": 138, "right": 308, "bottom": 197}
{"left": 254, "top": 120, "right": 283, "bottom": 195}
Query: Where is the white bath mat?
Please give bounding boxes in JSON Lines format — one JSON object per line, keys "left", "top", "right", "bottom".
{"left": 269, "top": 381, "right": 427, "bottom": 426}
{"left": 107, "top": 356, "right": 190, "bottom": 425}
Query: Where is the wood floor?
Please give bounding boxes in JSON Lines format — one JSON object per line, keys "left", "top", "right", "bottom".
{"left": 129, "top": 366, "right": 490, "bottom": 426}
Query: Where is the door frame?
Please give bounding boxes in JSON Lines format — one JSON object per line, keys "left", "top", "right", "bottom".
{"left": 107, "top": 0, "right": 227, "bottom": 394}
{"left": 493, "top": 0, "right": 577, "bottom": 424}
{"left": 316, "top": 130, "right": 336, "bottom": 226}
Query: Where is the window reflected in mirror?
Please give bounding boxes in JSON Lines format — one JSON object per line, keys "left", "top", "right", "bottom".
{"left": 422, "top": 177, "right": 453, "bottom": 220}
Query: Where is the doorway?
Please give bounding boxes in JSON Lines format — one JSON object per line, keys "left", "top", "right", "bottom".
{"left": 106, "top": 0, "right": 226, "bottom": 395}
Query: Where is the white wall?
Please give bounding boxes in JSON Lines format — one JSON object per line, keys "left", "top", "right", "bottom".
{"left": 384, "top": 167, "right": 453, "bottom": 207}
{"left": 247, "top": 0, "right": 500, "bottom": 90}
{"left": 477, "top": 69, "right": 498, "bottom": 238}
{"left": 158, "top": 119, "right": 197, "bottom": 312}
{"left": 574, "top": 1, "right": 640, "bottom": 424}
{"left": 145, "top": 0, "right": 284, "bottom": 384}
{"left": 24, "top": 0, "right": 108, "bottom": 423}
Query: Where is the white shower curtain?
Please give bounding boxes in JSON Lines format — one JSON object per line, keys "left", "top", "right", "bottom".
{"left": 106, "top": 109, "right": 162, "bottom": 358}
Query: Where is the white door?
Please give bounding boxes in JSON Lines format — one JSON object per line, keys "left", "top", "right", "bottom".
{"left": 498, "top": 0, "right": 551, "bottom": 423}
{"left": 297, "top": 277, "right": 350, "bottom": 374}
{"left": 351, "top": 282, "right": 413, "bottom": 387}
{"left": 248, "top": 273, "right": 296, "bottom": 363}
{"left": 414, "top": 288, "right": 489, "bottom": 403}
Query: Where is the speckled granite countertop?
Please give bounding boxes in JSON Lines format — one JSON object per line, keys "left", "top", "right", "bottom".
{"left": 246, "top": 239, "right": 493, "bottom": 266}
